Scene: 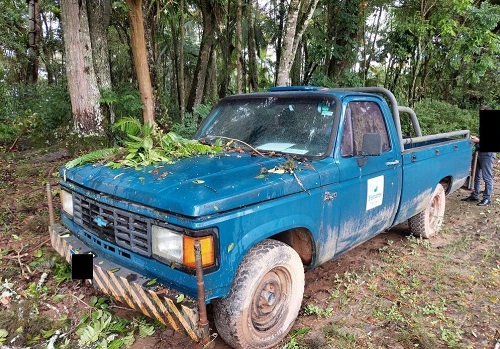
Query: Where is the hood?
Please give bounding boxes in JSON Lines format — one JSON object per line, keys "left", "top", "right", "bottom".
{"left": 61, "top": 153, "right": 320, "bottom": 217}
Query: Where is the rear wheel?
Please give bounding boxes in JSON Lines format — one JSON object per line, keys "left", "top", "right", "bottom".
{"left": 213, "top": 239, "right": 304, "bottom": 349}
{"left": 408, "top": 183, "right": 446, "bottom": 238}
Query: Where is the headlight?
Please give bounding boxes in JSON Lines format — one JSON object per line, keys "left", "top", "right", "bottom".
{"left": 60, "top": 190, "right": 73, "bottom": 216}
{"left": 152, "top": 226, "right": 183, "bottom": 264}
{"left": 152, "top": 225, "right": 215, "bottom": 268}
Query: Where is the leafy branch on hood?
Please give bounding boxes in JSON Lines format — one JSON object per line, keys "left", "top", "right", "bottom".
{"left": 65, "top": 117, "right": 222, "bottom": 169}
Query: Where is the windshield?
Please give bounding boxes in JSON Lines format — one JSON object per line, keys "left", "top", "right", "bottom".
{"left": 195, "top": 95, "right": 336, "bottom": 157}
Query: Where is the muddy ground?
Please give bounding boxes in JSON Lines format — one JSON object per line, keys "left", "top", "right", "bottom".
{"left": 0, "top": 147, "right": 498, "bottom": 349}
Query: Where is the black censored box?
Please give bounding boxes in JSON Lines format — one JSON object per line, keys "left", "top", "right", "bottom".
{"left": 71, "top": 253, "right": 94, "bottom": 280}
{"left": 479, "top": 109, "right": 500, "bottom": 152}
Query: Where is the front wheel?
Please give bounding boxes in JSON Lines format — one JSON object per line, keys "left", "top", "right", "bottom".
{"left": 213, "top": 239, "right": 304, "bottom": 349}
{"left": 408, "top": 183, "right": 446, "bottom": 238}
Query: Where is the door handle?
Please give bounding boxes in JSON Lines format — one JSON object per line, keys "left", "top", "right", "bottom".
{"left": 385, "top": 160, "right": 400, "bottom": 166}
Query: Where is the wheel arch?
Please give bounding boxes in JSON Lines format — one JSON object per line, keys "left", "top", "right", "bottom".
{"left": 270, "top": 227, "right": 315, "bottom": 267}
{"left": 439, "top": 176, "right": 452, "bottom": 194}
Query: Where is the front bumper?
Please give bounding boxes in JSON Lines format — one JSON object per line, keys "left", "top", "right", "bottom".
{"left": 49, "top": 223, "right": 203, "bottom": 342}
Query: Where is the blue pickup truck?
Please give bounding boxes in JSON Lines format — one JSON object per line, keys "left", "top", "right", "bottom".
{"left": 49, "top": 87, "right": 472, "bottom": 349}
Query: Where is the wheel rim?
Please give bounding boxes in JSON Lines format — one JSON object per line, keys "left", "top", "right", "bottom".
{"left": 251, "top": 266, "right": 291, "bottom": 335}
{"left": 428, "top": 193, "right": 442, "bottom": 230}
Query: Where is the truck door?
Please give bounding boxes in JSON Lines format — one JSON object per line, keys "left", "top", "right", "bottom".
{"left": 335, "top": 98, "right": 402, "bottom": 254}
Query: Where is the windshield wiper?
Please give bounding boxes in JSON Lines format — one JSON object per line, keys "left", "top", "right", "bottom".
{"left": 202, "top": 135, "right": 265, "bottom": 157}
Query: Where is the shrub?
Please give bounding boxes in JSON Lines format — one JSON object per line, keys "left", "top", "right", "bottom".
{"left": 408, "top": 99, "right": 478, "bottom": 136}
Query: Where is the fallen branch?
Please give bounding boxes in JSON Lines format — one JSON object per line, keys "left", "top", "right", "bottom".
{"left": 7, "top": 129, "right": 27, "bottom": 152}
{"left": 2, "top": 253, "right": 28, "bottom": 260}
{"left": 291, "top": 170, "right": 310, "bottom": 195}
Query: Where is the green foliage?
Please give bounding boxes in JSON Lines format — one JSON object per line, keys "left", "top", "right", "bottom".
{"left": 170, "top": 103, "right": 212, "bottom": 138}
{"left": 66, "top": 117, "right": 222, "bottom": 169}
{"left": 0, "top": 83, "right": 71, "bottom": 148}
{"left": 100, "top": 85, "right": 144, "bottom": 120}
{"left": 65, "top": 148, "right": 124, "bottom": 169}
{"left": 283, "top": 327, "right": 310, "bottom": 349}
{"left": 303, "top": 304, "right": 333, "bottom": 318}
{"left": 74, "top": 297, "right": 155, "bottom": 349}
{"left": 412, "top": 99, "right": 478, "bottom": 136}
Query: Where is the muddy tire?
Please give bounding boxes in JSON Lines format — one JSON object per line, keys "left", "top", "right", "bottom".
{"left": 408, "top": 183, "right": 446, "bottom": 238}
{"left": 213, "top": 239, "right": 304, "bottom": 349}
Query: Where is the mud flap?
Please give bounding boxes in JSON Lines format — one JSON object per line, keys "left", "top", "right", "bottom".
{"left": 49, "top": 223, "right": 202, "bottom": 342}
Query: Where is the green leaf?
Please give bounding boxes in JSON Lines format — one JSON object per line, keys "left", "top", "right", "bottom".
{"left": 175, "top": 294, "right": 185, "bottom": 303}
{"left": 138, "top": 324, "right": 155, "bottom": 338}
{"left": 143, "top": 137, "right": 153, "bottom": 150}
{"left": 193, "top": 179, "right": 205, "bottom": 184}
{"left": 227, "top": 243, "right": 235, "bottom": 253}
{"left": 33, "top": 249, "right": 43, "bottom": 258}
{"left": 146, "top": 278, "right": 157, "bottom": 286}
{"left": 52, "top": 294, "right": 66, "bottom": 302}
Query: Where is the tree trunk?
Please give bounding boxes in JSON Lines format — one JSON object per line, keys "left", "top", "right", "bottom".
{"left": 247, "top": 0, "right": 259, "bottom": 91}
{"left": 363, "top": 5, "right": 383, "bottom": 84}
{"left": 236, "top": 0, "right": 243, "bottom": 93}
{"left": 206, "top": 49, "right": 218, "bottom": 102}
{"left": 40, "top": 11, "right": 56, "bottom": 84}
{"left": 276, "top": 0, "right": 319, "bottom": 86}
{"left": 143, "top": 1, "right": 160, "bottom": 116}
{"left": 179, "top": 0, "right": 186, "bottom": 123}
{"left": 290, "top": 41, "right": 302, "bottom": 85}
{"left": 218, "top": 1, "right": 233, "bottom": 99}
{"left": 275, "top": 0, "right": 286, "bottom": 85}
{"left": 169, "top": 17, "right": 180, "bottom": 117}
{"left": 326, "top": 0, "right": 362, "bottom": 82}
{"left": 60, "top": 0, "right": 104, "bottom": 136}
{"left": 87, "top": 0, "right": 114, "bottom": 125}
{"left": 27, "top": 0, "right": 40, "bottom": 84}
{"left": 187, "top": 0, "right": 217, "bottom": 113}
{"left": 126, "top": 0, "right": 155, "bottom": 125}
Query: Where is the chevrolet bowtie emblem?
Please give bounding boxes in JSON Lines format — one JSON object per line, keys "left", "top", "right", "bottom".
{"left": 93, "top": 215, "right": 109, "bottom": 227}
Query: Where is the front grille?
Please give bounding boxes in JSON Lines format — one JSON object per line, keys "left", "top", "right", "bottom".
{"left": 73, "top": 192, "right": 152, "bottom": 256}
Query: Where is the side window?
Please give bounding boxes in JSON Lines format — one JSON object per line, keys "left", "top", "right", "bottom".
{"left": 340, "top": 101, "right": 391, "bottom": 157}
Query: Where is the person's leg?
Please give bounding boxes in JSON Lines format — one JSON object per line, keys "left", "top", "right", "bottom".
{"left": 480, "top": 152, "right": 495, "bottom": 201}
{"left": 472, "top": 158, "right": 483, "bottom": 199}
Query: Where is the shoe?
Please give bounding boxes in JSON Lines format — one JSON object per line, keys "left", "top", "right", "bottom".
{"left": 461, "top": 196, "right": 479, "bottom": 202}
{"left": 477, "top": 199, "right": 490, "bottom": 206}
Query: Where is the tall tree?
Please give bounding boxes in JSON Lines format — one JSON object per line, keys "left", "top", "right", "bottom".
{"left": 125, "top": 0, "right": 155, "bottom": 124}
{"left": 186, "top": 0, "right": 221, "bottom": 113}
{"left": 179, "top": 0, "right": 186, "bottom": 122}
{"left": 276, "top": 0, "right": 319, "bottom": 86}
{"left": 60, "top": 0, "right": 104, "bottom": 135}
{"left": 325, "top": 0, "right": 363, "bottom": 83}
{"left": 26, "top": 0, "right": 41, "bottom": 84}
{"left": 236, "top": 0, "right": 243, "bottom": 93}
{"left": 247, "top": 0, "right": 259, "bottom": 91}
{"left": 87, "top": 0, "right": 114, "bottom": 124}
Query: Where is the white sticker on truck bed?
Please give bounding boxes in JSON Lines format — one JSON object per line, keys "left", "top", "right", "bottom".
{"left": 366, "top": 175, "right": 384, "bottom": 210}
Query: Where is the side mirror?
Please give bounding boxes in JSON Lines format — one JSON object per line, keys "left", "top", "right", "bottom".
{"left": 361, "top": 133, "right": 382, "bottom": 156}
